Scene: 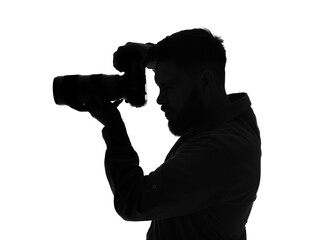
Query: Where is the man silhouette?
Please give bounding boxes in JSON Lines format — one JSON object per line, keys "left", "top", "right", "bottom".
{"left": 89, "top": 28, "right": 261, "bottom": 240}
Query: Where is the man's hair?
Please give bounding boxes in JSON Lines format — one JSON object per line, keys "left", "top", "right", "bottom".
{"left": 146, "top": 28, "right": 227, "bottom": 84}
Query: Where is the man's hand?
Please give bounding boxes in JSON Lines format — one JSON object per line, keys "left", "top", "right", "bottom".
{"left": 88, "top": 86, "right": 123, "bottom": 127}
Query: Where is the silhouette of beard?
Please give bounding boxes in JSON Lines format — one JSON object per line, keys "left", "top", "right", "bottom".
{"left": 167, "top": 88, "right": 204, "bottom": 136}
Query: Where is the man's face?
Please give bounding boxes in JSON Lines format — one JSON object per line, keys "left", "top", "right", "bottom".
{"left": 154, "top": 61, "right": 204, "bottom": 136}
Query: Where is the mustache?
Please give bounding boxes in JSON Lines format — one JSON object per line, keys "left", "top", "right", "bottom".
{"left": 161, "top": 106, "right": 169, "bottom": 112}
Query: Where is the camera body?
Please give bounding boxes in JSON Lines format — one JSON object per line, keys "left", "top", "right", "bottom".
{"left": 53, "top": 60, "right": 146, "bottom": 110}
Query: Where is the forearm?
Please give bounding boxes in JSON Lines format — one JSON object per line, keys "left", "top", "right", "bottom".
{"left": 102, "top": 122, "right": 152, "bottom": 220}
{"left": 103, "top": 125, "right": 142, "bottom": 193}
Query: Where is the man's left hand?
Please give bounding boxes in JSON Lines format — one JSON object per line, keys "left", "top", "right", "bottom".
{"left": 88, "top": 86, "right": 123, "bottom": 127}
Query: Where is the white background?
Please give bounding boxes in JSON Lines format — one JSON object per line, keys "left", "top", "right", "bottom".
{"left": 1, "top": 0, "right": 312, "bottom": 239}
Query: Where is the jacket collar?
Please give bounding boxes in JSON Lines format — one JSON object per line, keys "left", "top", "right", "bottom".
{"left": 184, "top": 92, "right": 252, "bottom": 135}
{"left": 214, "top": 92, "right": 251, "bottom": 123}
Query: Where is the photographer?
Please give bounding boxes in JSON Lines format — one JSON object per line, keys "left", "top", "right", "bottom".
{"left": 88, "top": 28, "right": 261, "bottom": 240}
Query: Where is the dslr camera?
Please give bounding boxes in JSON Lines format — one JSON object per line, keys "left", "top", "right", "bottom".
{"left": 53, "top": 59, "right": 146, "bottom": 110}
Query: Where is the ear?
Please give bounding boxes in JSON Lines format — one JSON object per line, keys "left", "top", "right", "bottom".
{"left": 201, "top": 70, "right": 214, "bottom": 88}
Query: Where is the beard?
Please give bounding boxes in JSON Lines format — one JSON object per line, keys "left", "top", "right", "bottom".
{"left": 167, "top": 89, "right": 204, "bottom": 136}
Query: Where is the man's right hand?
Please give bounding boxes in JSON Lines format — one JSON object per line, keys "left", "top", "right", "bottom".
{"left": 113, "top": 42, "right": 153, "bottom": 72}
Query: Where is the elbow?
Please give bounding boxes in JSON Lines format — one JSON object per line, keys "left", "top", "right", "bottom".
{"left": 113, "top": 193, "right": 146, "bottom": 221}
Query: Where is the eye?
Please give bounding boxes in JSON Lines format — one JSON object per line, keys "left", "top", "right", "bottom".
{"left": 159, "top": 85, "right": 172, "bottom": 92}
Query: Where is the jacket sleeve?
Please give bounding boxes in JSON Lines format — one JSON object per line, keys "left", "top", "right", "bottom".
{"left": 103, "top": 125, "right": 260, "bottom": 221}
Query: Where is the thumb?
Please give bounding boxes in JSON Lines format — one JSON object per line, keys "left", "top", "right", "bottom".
{"left": 112, "top": 99, "right": 123, "bottom": 107}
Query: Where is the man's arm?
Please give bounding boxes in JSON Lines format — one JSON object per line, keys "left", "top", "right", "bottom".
{"left": 102, "top": 126, "right": 260, "bottom": 221}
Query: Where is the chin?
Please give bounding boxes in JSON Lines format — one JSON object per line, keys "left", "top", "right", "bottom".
{"left": 168, "top": 119, "right": 190, "bottom": 137}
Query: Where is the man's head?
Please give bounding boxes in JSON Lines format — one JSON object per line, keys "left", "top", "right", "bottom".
{"left": 146, "top": 28, "right": 229, "bottom": 136}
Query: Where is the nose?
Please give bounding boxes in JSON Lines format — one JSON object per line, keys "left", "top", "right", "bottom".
{"left": 156, "top": 89, "right": 167, "bottom": 106}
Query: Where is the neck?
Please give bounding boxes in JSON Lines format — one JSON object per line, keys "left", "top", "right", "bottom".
{"left": 207, "top": 87, "right": 231, "bottom": 114}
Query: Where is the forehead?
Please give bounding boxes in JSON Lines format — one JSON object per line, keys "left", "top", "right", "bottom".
{"left": 154, "top": 60, "right": 180, "bottom": 86}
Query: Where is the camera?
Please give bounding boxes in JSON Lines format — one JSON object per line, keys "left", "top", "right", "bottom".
{"left": 53, "top": 60, "right": 146, "bottom": 110}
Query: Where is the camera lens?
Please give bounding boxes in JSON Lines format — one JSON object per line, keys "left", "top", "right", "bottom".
{"left": 53, "top": 76, "right": 67, "bottom": 105}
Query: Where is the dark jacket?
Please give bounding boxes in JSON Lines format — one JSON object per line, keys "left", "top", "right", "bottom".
{"left": 102, "top": 93, "right": 261, "bottom": 240}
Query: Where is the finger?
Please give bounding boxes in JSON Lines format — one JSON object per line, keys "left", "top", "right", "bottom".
{"left": 89, "top": 85, "right": 107, "bottom": 103}
{"left": 113, "top": 99, "right": 123, "bottom": 107}
{"left": 68, "top": 103, "right": 89, "bottom": 112}
{"left": 89, "top": 85, "right": 119, "bottom": 111}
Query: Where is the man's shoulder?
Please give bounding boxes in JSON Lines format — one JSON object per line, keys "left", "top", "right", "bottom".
{"left": 179, "top": 114, "right": 260, "bottom": 155}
